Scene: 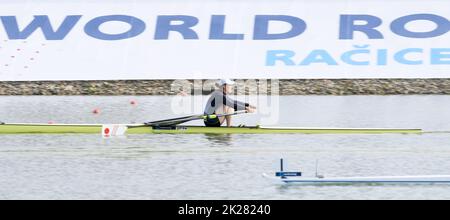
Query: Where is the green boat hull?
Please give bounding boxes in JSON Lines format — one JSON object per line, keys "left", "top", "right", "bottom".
{"left": 0, "top": 124, "right": 422, "bottom": 134}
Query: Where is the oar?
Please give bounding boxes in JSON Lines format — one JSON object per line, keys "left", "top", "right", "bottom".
{"left": 143, "top": 110, "right": 249, "bottom": 127}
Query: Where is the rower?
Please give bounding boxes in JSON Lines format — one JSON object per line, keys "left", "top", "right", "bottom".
{"left": 204, "top": 79, "right": 256, "bottom": 127}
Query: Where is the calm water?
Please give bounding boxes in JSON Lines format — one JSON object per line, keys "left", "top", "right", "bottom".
{"left": 1, "top": 96, "right": 450, "bottom": 200}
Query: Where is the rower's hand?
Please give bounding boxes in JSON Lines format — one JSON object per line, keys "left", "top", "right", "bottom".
{"left": 246, "top": 106, "right": 256, "bottom": 113}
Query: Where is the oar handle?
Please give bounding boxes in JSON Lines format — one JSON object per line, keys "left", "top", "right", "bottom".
{"left": 204, "top": 110, "right": 249, "bottom": 119}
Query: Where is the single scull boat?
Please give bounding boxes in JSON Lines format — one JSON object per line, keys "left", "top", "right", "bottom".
{"left": 0, "top": 111, "right": 422, "bottom": 135}
{"left": 0, "top": 124, "right": 422, "bottom": 135}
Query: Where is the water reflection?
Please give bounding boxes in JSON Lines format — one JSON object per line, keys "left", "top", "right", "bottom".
{"left": 203, "top": 134, "right": 233, "bottom": 146}
{"left": 2, "top": 96, "right": 450, "bottom": 199}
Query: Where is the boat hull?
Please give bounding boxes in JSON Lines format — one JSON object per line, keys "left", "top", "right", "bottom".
{"left": 0, "top": 124, "right": 422, "bottom": 135}
{"left": 262, "top": 173, "right": 450, "bottom": 185}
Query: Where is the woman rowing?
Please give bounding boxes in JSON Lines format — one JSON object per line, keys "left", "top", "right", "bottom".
{"left": 204, "top": 79, "right": 256, "bottom": 127}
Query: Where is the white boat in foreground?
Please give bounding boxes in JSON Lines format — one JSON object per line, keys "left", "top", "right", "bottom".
{"left": 263, "top": 159, "right": 450, "bottom": 185}
{"left": 263, "top": 173, "right": 450, "bottom": 184}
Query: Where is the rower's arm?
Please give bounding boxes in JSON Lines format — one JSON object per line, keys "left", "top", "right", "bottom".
{"left": 223, "top": 95, "right": 249, "bottom": 111}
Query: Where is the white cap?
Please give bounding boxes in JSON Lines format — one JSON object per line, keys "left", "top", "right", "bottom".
{"left": 217, "top": 79, "right": 235, "bottom": 87}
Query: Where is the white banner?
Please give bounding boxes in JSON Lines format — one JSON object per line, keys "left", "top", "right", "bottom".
{"left": 0, "top": 0, "right": 450, "bottom": 81}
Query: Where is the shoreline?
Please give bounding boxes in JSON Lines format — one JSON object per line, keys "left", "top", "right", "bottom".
{"left": 1, "top": 79, "right": 450, "bottom": 95}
